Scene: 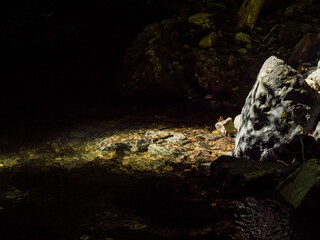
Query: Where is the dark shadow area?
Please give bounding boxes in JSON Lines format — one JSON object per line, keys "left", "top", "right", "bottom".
{"left": 0, "top": 163, "right": 228, "bottom": 240}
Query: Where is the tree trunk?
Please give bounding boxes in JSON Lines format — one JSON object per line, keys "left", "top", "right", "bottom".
{"left": 237, "top": 0, "right": 265, "bottom": 32}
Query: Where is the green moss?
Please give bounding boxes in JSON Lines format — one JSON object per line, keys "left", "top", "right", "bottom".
{"left": 276, "top": 159, "right": 320, "bottom": 208}
{"left": 280, "top": 112, "right": 288, "bottom": 121}
{"left": 280, "top": 112, "right": 292, "bottom": 133}
{"left": 188, "top": 13, "right": 214, "bottom": 30}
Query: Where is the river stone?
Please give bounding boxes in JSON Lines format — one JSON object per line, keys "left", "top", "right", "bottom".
{"left": 305, "top": 61, "right": 320, "bottom": 92}
{"left": 210, "top": 155, "right": 298, "bottom": 192}
{"left": 288, "top": 33, "right": 320, "bottom": 68}
{"left": 276, "top": 159, "right": 320, "bottom": 209}
{"left": 148, "top": 144, "right": 179, "bottom": 156}
{"left": 145, "top": 131, "right": 171, "bottom": 140}
{"left": 188, "top": 13, "right": 214, "bottom": 30}
{"left": 199, "top": 31, "right": 217, "bottom": 48}
{"left": 215, "top": 117, "right": 237, "bottom": 136}
{"left": 234, "top": 56, "right": 320, "bottom": 161}
{"left": 313, "top": 121, "right": 320, "bottom": 141}
{"left": 235, "top": 32, "right": 251, "bottom": 45}
{"left": 129, "top": 139, "right": 150, "bottom": 152}
{"left": 166, "top": 132, "right": 187, "bottom": 143}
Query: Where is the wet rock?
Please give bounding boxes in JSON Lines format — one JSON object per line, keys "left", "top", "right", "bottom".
{"left": 101, "top": 142, "right": 131, "bottom": 153}
{"left": 288, "top": 33, "right": 320, "bottom": 68}
{"left": 210, "top": 156, "right": 298, "bottom": 192}
{"left": 234, "top": 56, "right": 320, "bottom": 161}
{"left": 148, "top": 144, "right": 179, "bottom": 156}
{"left": 145, "top": 131, "right": 171, "bottom": 140}
{"left": 215, "top": 117, "right": 237, "bottom": 137}
{"left": 188, "top": 13, "right": 214, "bottom": 30}
{"left": 166, "top": 132, "right": 186, "bottom": 143}
{"left": 276, "top": 159, "right": 320, "bottom": 210}
{"left": 128, "top": 139, "right": 150, "bottom": 152}
{"left": 235, "top": 32, "right": 251, "bottom": 45}
{"left": 199, "top": 31, "right": 217, "bottom": 48}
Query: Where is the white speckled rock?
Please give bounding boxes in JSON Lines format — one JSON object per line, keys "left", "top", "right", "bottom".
{"left": 305, "top": 61, "right": 320, "bottom": 92}
{"left": 313, "top": 121, "right": 320, "bottom": 141}
{"left": 234, "top": 56, "right": 320, "bottom": 161}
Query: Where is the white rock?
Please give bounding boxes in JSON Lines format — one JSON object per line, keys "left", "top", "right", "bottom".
{"left": 305, "top": 62, "right": 320, "bottom": 92}
{"left": 234, "top": 56, "right": 320, "bottom": 161}
{"left": 215, "top": 117, "right": 237, "bottom": 136}
{"left": 234, "top": 114, "right": 242, "bottom": 130}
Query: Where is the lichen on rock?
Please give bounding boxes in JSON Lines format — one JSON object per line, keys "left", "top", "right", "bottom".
{"left": 234, "top": 56, "right": 320, "bottom": 161}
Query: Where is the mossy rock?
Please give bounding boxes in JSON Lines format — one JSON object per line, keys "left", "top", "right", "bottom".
{"left": 188, "top": 13, "right": 214, "bottom": 30}
{"left": 276, "top": 158, "right": 320, "bottom": 209}
{"left": 210, "top": 155, "right": 299, "bottom": 192}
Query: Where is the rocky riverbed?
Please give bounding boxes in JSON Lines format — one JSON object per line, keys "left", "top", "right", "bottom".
{"left": 0, "top": 107, "right": 306, "bottom": 240}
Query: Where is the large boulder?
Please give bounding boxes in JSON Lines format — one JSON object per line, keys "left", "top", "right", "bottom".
{"left": 115, "top": 16, "right": 230, "bottom": 101}
{"left": 193, "top": 49, "right": 227, "bottom": 96}
{"left": 234, "top": 56, "right": 320, "bottom": 161}
{"left": 114, "top": 8, "right": 262, "bottom": 106}
{"left": 115, "top": 18, "right": 189, "bottom": 98}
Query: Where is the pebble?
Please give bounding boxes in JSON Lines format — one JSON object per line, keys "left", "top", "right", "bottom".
{"left": 0, "top": 116, "right": 235, "bottom": 174}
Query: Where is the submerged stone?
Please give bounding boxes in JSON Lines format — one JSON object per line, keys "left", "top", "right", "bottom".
{"left": 148, "top": 144, "right": 179, "bottom": 157}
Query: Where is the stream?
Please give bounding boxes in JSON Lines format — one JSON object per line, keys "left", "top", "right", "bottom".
{"left": 0, "top": 105, "right": 308, "bottom": 239}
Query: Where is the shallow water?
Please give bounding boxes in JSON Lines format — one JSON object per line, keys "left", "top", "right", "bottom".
{"left": 0, "top": 107, "right": 308, "bottom": 239}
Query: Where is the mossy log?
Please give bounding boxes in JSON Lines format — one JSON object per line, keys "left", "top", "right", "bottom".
{"left": 237, "top": 0, "right": 265, "bottom": 31}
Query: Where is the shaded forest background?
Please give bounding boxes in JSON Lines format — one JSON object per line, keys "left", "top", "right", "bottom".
{"left": 0, "top": 0, "right": 303, "bottom": 118}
